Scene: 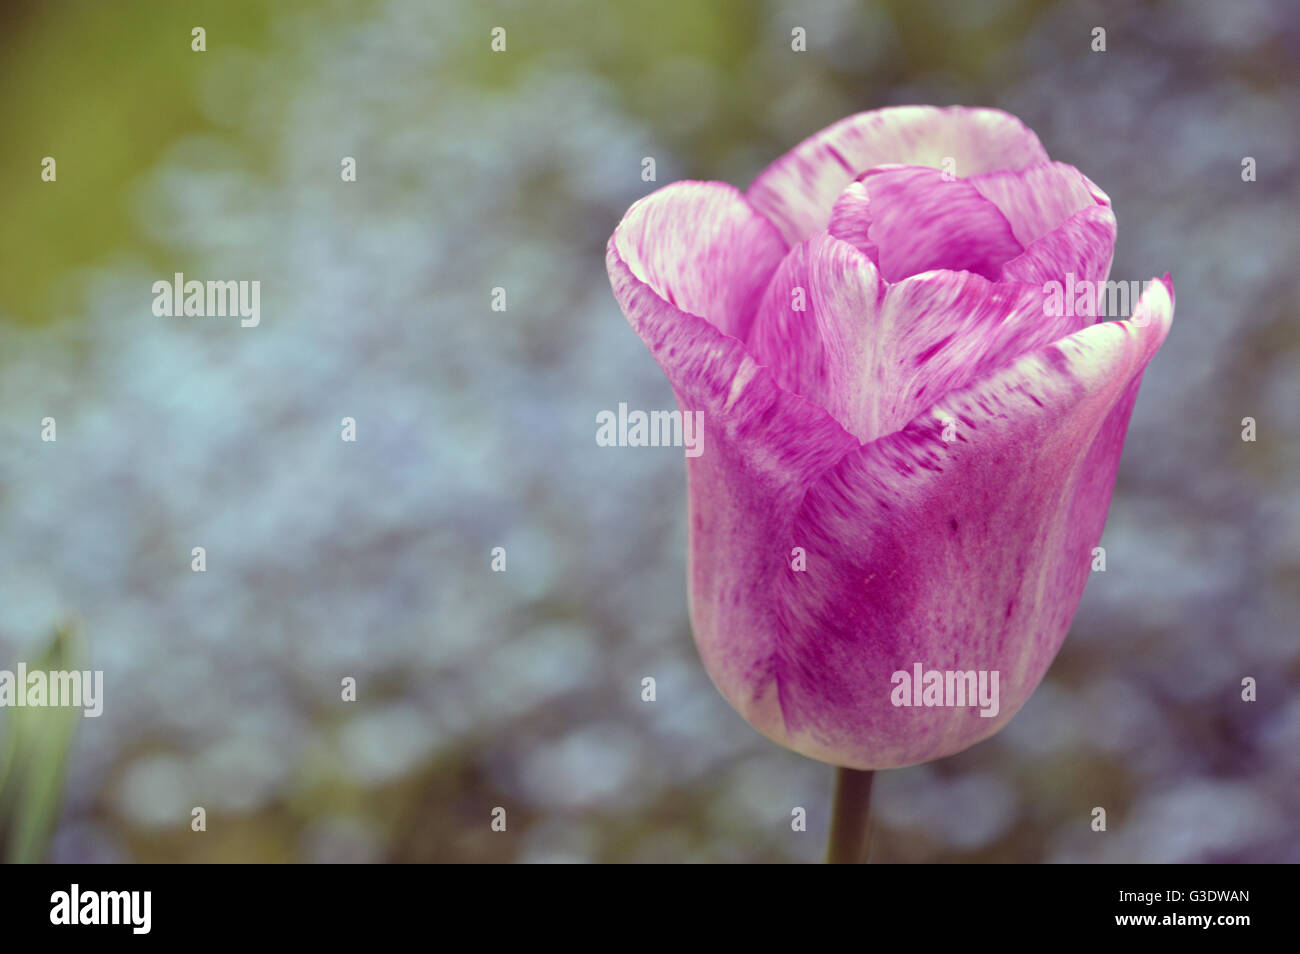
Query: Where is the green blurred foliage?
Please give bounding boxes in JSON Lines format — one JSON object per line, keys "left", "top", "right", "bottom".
{"left": 0, "top": 0, "right": 288, "bottom": 324}
{"left": 0, "top": 622, "right": 84, "bottom": 863}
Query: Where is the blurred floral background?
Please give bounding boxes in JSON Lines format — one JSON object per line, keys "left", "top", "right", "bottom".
{"left": 0, "top": 0, "right": 1297, "bottom": 863}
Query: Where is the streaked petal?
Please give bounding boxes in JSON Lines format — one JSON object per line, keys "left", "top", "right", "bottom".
{"left": 748, "top": 232, "right": 1093, "bottom": 444}
{"left": 609, "top": 180, "right": 788, "bottom": 342}
{"left": 828, "top": 165, "right": 1024, "bottom": 282}
{"left": 968, "top": 162, "right": 1109, "bottom": 246}
{"left": 754, "top": 278, "right": 1174, "bottom": 768}
{"left": 825, "top": 181, "right": 874, "bottom": 259}
{"left": 748, "top": 105, "right": 1050, "bottom": 246}
{"left": 607, "top": 184, "right": 862, "bottom": 713}
{"left": 1000, "top": 204, "right": 1117, "bottom": 287}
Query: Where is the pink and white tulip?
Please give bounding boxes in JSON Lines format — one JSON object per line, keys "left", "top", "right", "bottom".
{"left": 606, "top": 106, "right": 1173, "bottom": 770}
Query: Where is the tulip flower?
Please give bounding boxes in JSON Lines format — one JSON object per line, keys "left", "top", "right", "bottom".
{"left": 605, "top": 106, "right": 1172, "bottom": 861}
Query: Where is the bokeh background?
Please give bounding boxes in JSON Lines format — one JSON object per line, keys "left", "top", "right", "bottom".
{"left": 1, "top": 0, "right": 1297, "bottom": 863}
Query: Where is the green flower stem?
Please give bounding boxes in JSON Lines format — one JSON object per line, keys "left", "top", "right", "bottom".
{"left": 825, "top": 767, "right": 875, "bottom": 864}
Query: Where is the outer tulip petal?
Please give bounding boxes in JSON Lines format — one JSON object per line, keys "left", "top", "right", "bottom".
{"left": 609, "top": 180, "right": 790, "bottom": 342}
{"left": 739, "top": 277, "right": 1175, "bottom": 769}
{"left": 748, "top": 106, "right": 1051, "bottom": 246}
{"left": 748, "top": 232, "right": 1095, "bottom": 444}
{"left": 827, "top": 165, "right": 1024, "bottom": 282}
{"left": 607, "top": 182, "right": 863, "bottom": 706}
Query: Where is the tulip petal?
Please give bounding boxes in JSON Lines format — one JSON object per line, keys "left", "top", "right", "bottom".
{"left": 972, "top": 162, "right": 1117, "bottom": 287}
{"left": 968, "top": 162, "right": 1109, "bottom": 246}
{"left": 1000, "top": 204, "right": 1117, "bottom": 287}
{"left": 607, "top": 182, "right": 863, "bottom": 708}
{"left": 748, "top": 278, "right": 1174, "bottom": 768}
{"left": 824, "top": 181, "right": 874, "bottom": 258}
{"left": 828, "top": 165, "right": 1024, "bottom": 282}
{"left": 609, "top": 180, "right": 789, "bottom": 342}
{"left": 748, "top": 232, "right": 1094, "bottom": 444}
{"left": 748, "top": 106, "right": 1051, "bottom": 246}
